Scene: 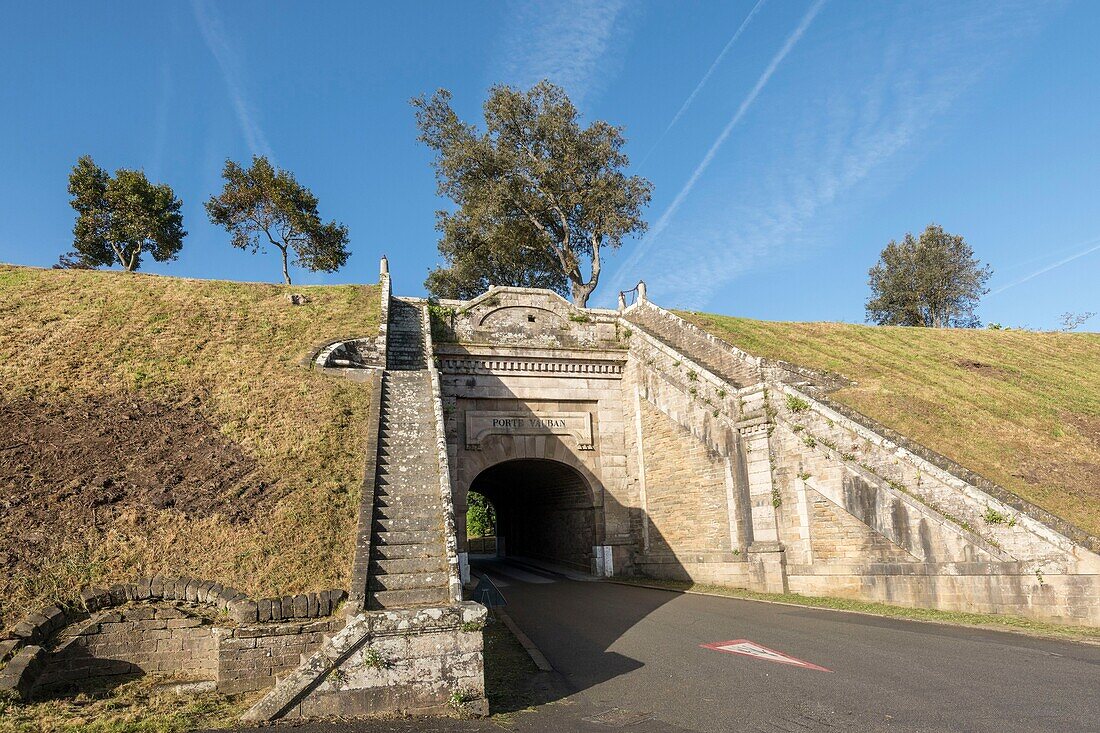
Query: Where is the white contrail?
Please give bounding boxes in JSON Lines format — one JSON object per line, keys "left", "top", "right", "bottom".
{"left": 988, "top": 236, "right": 1100, "bottom": 296}
{"left": 191, "top": 0, "right": 273, "bottom": 159}
{"left": 611, "top": 0, "right": 826, "bottom": 290}
{"left": 638, "top": 0, "right": 769, "bottom": 167}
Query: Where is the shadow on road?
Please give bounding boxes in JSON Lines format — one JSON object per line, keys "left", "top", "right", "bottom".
{"left": 472, "top": 557, "right": 678, "bottom": 713}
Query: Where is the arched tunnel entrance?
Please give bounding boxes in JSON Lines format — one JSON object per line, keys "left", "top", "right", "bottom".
{"left": 468, "top": 459, "right": 599, "bottom": 573}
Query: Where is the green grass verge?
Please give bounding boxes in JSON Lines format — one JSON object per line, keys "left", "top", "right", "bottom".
{"left": 612, "top": 577, "right": 1100, "bottom": 642}
{"left": 677, "top": 312, "right": 1100, "bottom": 538}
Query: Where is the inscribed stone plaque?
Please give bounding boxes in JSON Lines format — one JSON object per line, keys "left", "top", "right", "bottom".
{"left": 465, "top": 411, "right": 593, "bottom": 450}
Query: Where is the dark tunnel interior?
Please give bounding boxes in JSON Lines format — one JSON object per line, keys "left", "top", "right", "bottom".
{"left": 469, "top": 458, "right": 597, "bottom": 573}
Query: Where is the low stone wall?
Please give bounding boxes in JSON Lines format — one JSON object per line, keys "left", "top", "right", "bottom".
{"left": 0, "top": 578, "right": 348, "bottom": 701}
{"left": 789, "top": 565, "right": 1100, "bottom": 625}
{"left": 36, "top": 604, "right": 218, "bottom": 690}
{"left": 295, "top": 606, "right": 486, "bottom": 718}
{"left": 243, "top": 602, "right": 488, "bottom": 721}
{"left": 219, "top": 617, "right": 345, "bottom": 695}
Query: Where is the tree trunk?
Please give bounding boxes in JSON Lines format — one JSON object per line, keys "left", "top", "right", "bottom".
{"left": 568, "top": 236, "right": 601, "bottom": 308}
{"left": 571, "top": 279, "right": 597, "bottom": 308}
{"left": 280, "top": 246, "right": 292, "bottom": 285}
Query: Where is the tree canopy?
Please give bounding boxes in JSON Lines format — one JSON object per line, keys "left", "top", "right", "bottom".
{"left": 865, "top": 224, "right": 992, "bottom": 328}
{"left": 205, "top": 156, "right": 350, "bottom": 285}
{"left": 414, "top": 81, "right": 652, "bottom": 307}
{"left": 60, "top": 156, "right": 186, "bottom": 271}
{"left": 466, "top": 491, "right": 496, "bottom": 539}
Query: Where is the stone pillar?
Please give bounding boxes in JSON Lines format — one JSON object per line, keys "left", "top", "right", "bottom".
{"left": 379, "top": 254, "right": 389, "bottom": 276}
{"left": 737, "top": 385, "right": 788, "bottom": 594}
{"left": 637, "top": 280, "right": 647, "bottom": 303}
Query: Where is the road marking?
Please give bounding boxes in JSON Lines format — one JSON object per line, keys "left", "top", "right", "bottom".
{"left": 701, "top": 639, "right": 831, "bottom": 672}
{"left": 490, "top": 565, "right": 557, "bottom": 584}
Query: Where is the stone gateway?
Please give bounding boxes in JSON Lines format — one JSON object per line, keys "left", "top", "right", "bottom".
{"left": 4, "top": 256, "right": 1097, "bottom": 722}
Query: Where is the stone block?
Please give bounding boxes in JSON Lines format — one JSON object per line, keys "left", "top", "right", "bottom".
{"left": 228, "top": 600, "right": 259, "bottom": 624}
{"left": 167, "top": 617, "right": 204, "bottom": 629}
{"left": 292, "top": 595, "right": 309, "bottom": 618}
{"left": 126, "top": 606, "right": 156, "bottom": 621}
{"left": 126, "top": 578, "right": 148, "bottom": 600}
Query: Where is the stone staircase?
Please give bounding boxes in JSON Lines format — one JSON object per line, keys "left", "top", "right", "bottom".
{"left": 366, "top": 298, "right": 450, "bottom": 610}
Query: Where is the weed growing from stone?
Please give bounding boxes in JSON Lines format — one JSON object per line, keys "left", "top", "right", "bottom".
{"left": 785, "top": 395, "right": 810, "bottom": 413}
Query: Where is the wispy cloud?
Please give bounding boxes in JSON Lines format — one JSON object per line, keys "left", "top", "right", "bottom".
{"left": 496, "top": 0, "right": 632, "bottom": 106}
{"left": 610, "top": 0, "right": 825, "bottom": 295}
{"left": 638, "top": 0, "right": 770, "bottom": 167}
{"left": 987, "top": 236, "right": 1100, "bottom": 296}
{"left": 191, "top": 0, "right": 272, "bottom": 159}
{"left": 608, "top": 1, "right": 1050, "bottom": 308}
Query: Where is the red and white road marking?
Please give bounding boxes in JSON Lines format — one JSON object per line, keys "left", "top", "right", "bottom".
{"left": 700, "top": 639, "right": 831, "bottom": 672}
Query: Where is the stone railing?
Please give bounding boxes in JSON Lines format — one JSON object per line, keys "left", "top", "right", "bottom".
{"left": 420, "top": 300, "right": 464, "bottom": 603}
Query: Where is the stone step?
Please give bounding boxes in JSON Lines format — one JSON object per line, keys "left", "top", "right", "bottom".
{"left": 370, "top": 541, "right": 445, "bottom": 561}
{"left": 372, "top": 503, "right": 440, "bottom": 519}
{"left": 367, "top": 571, "right": 449, "bottom": 592}
{"left": 367, "top": 588, "right": 449, "bottom": 610}
{"left": 373, "top": 515, "right": 441, "bottom": 533}
{"left": 369, "top": 556, "right": 448, "bottom": 575}
{"left": 372, "top": 529, "right": 443, "bottom": 546}
{"left": 374, "top": 488, "right": 441, "bottom": 503}
{"left": 373, "top": 494, "right": 440, "bottom": 510}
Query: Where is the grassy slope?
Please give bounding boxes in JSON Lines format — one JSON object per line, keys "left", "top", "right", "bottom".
{"left": 678, "top": 312, "right": 1100, "bottom": 538}
{"left": 0, "top": 265, "right": 380, "bottom": 628}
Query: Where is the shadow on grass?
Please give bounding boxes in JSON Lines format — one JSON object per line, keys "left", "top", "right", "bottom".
{"left": 482, "top": 612, "right": 566, "bottom": 717}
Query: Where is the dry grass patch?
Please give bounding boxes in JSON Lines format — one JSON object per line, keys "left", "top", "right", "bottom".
{"left": 0, "top": 265, "right": 380, "bottom": 629}
{"left": 677, "top": 312, "right": 1100, "bottom": 538}
{"left": 0, "top": 674, "right": 251, "bottom": 732}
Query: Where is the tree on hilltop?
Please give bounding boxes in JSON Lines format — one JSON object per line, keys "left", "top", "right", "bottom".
{"left": 59, "top": 156, "right": 186, "bottom": 271}
{"left": 205, "top": 156, "right": 350, "bottom": 285}
{"left": 866, "top": 224, "right": 992, "bottom": 328}
{"left": 413, "top": 81, "right": 652, "bottom": 307}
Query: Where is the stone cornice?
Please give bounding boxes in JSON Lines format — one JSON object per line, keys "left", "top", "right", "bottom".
{"left": 438, "top": 356, "right": 624, "bottom": 378}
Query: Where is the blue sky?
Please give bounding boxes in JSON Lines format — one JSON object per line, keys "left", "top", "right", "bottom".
{"left": 1, "top": 0, "right": 1097, "bottom": 329}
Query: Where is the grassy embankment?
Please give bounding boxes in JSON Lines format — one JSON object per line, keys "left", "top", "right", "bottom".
{"left": 0, "top": 265, "right": 380, "bottom": 630}
{"left": 678, "top": 312, "right": 1100, "bottom": 538}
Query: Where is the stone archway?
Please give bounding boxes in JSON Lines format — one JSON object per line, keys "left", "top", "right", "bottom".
{"left": 469, "top": 457, "right": 600, "bottom": 573}
{"left": 454, "top": 433, "right": 610, "bottom": 575}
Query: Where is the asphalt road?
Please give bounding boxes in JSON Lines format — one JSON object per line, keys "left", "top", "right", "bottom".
{"left": 475, "top": 558, "right": 1100, "bottom": 733}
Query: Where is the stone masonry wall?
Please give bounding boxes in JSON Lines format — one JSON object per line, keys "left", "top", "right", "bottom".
{"left": 36, "top": 603, "right": 217, "bottom": 691}
{"left": 217, "top": 617, "right": 345, "bottom": 695}
{"left": 637, "top": 398, "right": 731, "bottom": 556}
{"left": 0, "top": 580, "right": 349, "bottom": 701}
{"left": 620, "top": 320, "right": 753, "bottom": 585}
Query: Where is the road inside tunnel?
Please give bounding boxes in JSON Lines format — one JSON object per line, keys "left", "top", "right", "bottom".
{"left": 468, "top": 458, "right": 599, "bottom": 574}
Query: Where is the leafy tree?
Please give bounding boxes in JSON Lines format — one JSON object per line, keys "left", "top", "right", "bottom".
{"left": 466, "top": 491, "right": 496, "bottom": 539}
{"left": 60, "top": 155, "right": 186, "bottom": 271}
{"left": 413, "top": 81, "right": 652, "bottom": 307}
{"left": 866, "top": 224, "right": 992, "bottom": 328}
{"left": 205, "top": 156, "right": 350, "bottom": 285}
